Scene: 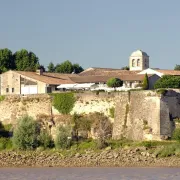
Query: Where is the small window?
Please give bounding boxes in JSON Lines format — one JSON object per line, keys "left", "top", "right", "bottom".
{"left": 12, "top": 88, "right": 14, "bottom": 93}
{"left": 6, "top": 88, "right": 9, "bottom": 93}
{"left": 137, "top": 59, "right": 140, "bottom": 66}
{"left": 132, "top": 59, "right": 135, "bottom": 67}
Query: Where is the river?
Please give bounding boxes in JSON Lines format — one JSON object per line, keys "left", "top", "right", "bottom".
{"left": 0, "top": 167, "right": 180, "bottom": 180}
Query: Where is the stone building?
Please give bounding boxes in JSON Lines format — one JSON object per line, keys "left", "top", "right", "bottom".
{"left": 129, "top": 50, "right": 149, "bottom": 71}
{"left": 0, "top": 70, "right": 77, "bottom": 95}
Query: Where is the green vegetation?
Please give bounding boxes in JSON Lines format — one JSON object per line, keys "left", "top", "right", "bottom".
{"left": 0, "top": 95, "right": 5, "bottom": 102}
{"left": 39, "top": 129, "right": 54, "bottom": 149}
{"left": 50, "top": 60, "right": 84, "bottom": 74}
{"left": 55, "top": 125, "right": 72, "bottom": 149}
{"left": 52, "top": 93, "right": 76, "bottom": 114}
{"left": 156, "top": 88, "right": 168, "bottom": 95}
{"left": 172, "top": 128, "right": 180, "bottom": 142}
{"left": 107, "top": 77, "right": 123, "bottom": 88}
{"left": 174, "top": 64, "right": 180, "bottom": 71}
{"left": 142, "top": 73, "right": 149, "bottom": 90}
{"left": 12, "top": 116, "right": 40, "bottom": 150}
{"left": 154, "top": 75, "right": 180, "bottom": 89}
{"left": 109, "top": 107, "right": 115, "bottom": 118}
{"left": 0, "top": 138, "right": 12, "bottom": 150}
{"left": 0, "top": 48, "right": 84, "bottom": 73}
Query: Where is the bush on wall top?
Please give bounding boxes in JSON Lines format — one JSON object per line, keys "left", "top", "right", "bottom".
{"left": 52, "top": 93, "right": 76, "bottom": 114}
{"left": 154, "top": 75, "right": 180, "bottom": 89}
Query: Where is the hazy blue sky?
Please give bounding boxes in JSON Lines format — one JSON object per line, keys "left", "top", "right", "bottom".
{"left": 0, "top": 0, "right": 180, "bottom": 69}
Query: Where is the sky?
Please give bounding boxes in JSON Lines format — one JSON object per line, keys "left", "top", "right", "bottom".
{"left": 0, "top": 0, "right": 180, "bottom": 70}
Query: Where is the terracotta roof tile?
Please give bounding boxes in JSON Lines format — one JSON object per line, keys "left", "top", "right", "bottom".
{"left": 15, "top": 71, "right": 77, "bottom": 85}
{"left": 79, "top": 68, "right": 140, "bottom": 76}
{"left": 70, "top": 74, "right": 150, "bottom": 83}
{"left": 156, "top": 69, "right": 180, "bottom": 75}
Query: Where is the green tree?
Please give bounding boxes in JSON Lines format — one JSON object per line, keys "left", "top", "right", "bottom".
{"left": 106, "top": 77, "right": 123, "bottom": 88}
{"left": 174, "top": 65, "right": 180, "bottom": 71}
{"left": 0, "top": 48, "right": 15, "bottom": 73}
{"left": 55, "top": 125, "right": 72, "bottom": 149}
{"left": 73, "top": 63, "right": 84, "bottom": 73}
{"left": 55, "top": 60, "right": 73, "bottom": 73}
{"left": 47, "top": 62, "right": 55, "bottom": 72}
{"left": 121, "top": 66, "right": 129, "bottom": 70}
{"left": 12, "top": 116, "right": 40, "bottom": 150}
{"left": 14, "top": 49, "right": 39, "bottom": 71}
{"left": 142, "top": 73, "right": 149, "bottom": 90}
{"left": 154, "top": 75, "right": 180, "bottom": 89}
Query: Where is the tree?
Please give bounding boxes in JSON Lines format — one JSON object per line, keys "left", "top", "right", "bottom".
{"left": 55, "top": 125, "right": 72, "bottom": 149}
{"left": 72, "top": 63, "right": 84, "bottom": 73}
{"left": 107, "top": 77, "right": 123, "bottom": 88}
{"left": 38, "top": 65, "right": 46, "bottom": 72}
{"left": 0, "top": 48, "right": 15, "bottom": 73}
{"left": 121, "top": 66, "right": 129, "bottom": 70}
{"left": 174, "top": 65, "right": 180, "bottom": 71}
{"left": 142, "top": 73, "right": 149, "bottom": 90}
{"left": 154, "top": 75, "right": 180, "bottom": 89}
{"left": 14, "top": 49, "right": 39, "bottom": 71}
{"left": 12, "top": 116, "right": 40, "bottom": 150}
{"left": 55, "top": 60, "right": 73, "bottom": 73}
{"left": 47, "top": 62, "right": 55, "bottom": 72}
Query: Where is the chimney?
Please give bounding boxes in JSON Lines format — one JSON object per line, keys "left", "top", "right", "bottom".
{"left": 36, "top": 68, "right": 43, "bottom": 75}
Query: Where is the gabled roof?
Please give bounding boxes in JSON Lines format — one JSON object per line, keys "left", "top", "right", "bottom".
{"left": 138, "top": 68, "right": 180, "bottom": 77}
{"left": 15, "top": 71, "right": 77, "bottom": 85}
{"left": 156, "top": 69, "right": 180, "bottom": 76}
{"left": 70, "top": 74, "right": 152, "bottom": 83}
{"left": 79, "top": 67, "right": 140, "bottom": 76}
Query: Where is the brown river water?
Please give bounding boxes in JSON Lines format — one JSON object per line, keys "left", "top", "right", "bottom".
{"left": 0, "top": 167, "right": 180, "bottom": 180}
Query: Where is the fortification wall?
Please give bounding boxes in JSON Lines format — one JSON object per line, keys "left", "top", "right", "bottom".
{"left": 0, "top": 92, "right": 116, "bottom": 125}
{"left": 0, "top": 94, "right": 52, "bottom": 124}
{"left": 0, "top": 90, "right": 180, "bottom": 141}
{"left": 112, "top": 90, "right": 180, "bottom": 140}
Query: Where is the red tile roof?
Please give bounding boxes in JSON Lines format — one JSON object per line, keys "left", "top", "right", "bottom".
{"left": 79, "top": 67, "right": 140, "bottom": 76}
{"left": 15, "top": 71, "right": 77, "bottom": 85}
{"left": 156, "top": 69, "right": 180, "bottom": 76}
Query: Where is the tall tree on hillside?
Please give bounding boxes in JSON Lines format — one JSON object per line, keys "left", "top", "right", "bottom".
{"left": 14, "top": 49, "right": 39, "bottom": 71}
{"left": 174, "top": 64, "right": 180, "bottom": 71}
{"left": 72, "top": 63, "right": 84, "bottom": 73}
{"left": 0, "top": 48, "right": 15, "bottom": 73}
{"left": 55, "top": 60, "right": 73, "bottom": 73}
{"left": 47, "top": 62, "right": 55, "bottom": 72}
{"left": 142, "top": 73, "right": 149, "bottom": 90}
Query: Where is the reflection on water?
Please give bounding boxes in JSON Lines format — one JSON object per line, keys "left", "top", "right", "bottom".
{"left": 0, "top": 167, "right": 180, "bottom": 180}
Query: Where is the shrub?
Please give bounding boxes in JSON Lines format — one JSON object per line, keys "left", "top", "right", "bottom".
{"left": 52, "top": 93, "right": 76, "bottom": 114}
{"left": 156, "top": 88, "right": 168, "bottom": 95}
{"left": 106, "top": 77, "right": 123, "bottom": 88}
{"left": 89, "top": 112, "right": 112, "bottom": 140}
{"left": 109, "top": 107, "right": 115, "bottom": 118}
{"left": 142, "top": 73, "right": 149, "bottom": 90}
{"left": 0, "top": 138, "right": 13, "bottom": 150}
{"left": 55, "top": 125, "right": 72, "bottom": 149}
{"left": 12, "top": 116, "right": 40, "bottom": 150}
{"left": 0, "top": 123, "right": 12, "bottom": 138}
{"left": 0, "top": 95, "right": 5, "bottom": 102}
{"left": 39, "top": 129, "right": 54, "bottom": 149}
{"left": 154, "top": 75, "right": 180, "bottom": 89}
{"left": 72, "top": 113, "right": 92, "bottom": 138}
{"left": 172, "top": 128, "right": 180, "bottom": 141}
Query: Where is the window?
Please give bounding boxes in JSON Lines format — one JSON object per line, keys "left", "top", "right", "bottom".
{"left": 137, "top": 59, "right": 140, "bottom": 66}
{"left": 132, "top": 59, "right": 135, "bottom": 67}
{"left": 12, "top": 88, "right": 14, "bottom": 93}
{"left": 6, "top": 88, "right": 9, "bottom": 93}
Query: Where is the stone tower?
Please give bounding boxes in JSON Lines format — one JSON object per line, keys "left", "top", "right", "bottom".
{"left": 129, "top": 50, "right": 149, "bottom": 71}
